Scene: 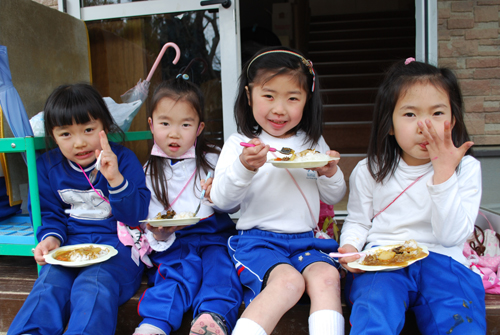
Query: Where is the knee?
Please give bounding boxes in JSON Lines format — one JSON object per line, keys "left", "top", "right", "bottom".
{"left": 267, "top": 269, "right": 305, "bottom": 300}
{"left": 305, "top": 263, "right": 341, "bottom": 292}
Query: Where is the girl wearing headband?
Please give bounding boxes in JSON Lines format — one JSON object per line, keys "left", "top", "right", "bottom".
{"left": 211, "top": 46, "right": 347, "bottom": 335}
{"left": 133, "top": 75, "right": 242, "bottom": 335}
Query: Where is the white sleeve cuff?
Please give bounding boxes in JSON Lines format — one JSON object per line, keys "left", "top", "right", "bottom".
{"left": 145, "top": 229, "right": 176, "bottom": 252}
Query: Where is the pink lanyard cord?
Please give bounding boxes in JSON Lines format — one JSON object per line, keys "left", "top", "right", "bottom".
{"left": 169, "top": 168, "right": 196, "bottom": 208}
{"left": 76, "top": 163, "right": 110, "bottom": 204}
{"left": 371, "top": 174, "right": 425, "bottom": 221}
{"left": 270, "top": 152, "right": 316, "bottom": 225}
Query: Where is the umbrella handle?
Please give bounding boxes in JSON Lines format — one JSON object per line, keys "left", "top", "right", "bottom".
{"left": 146, "top": 42, "right": 181, "bottom": 82}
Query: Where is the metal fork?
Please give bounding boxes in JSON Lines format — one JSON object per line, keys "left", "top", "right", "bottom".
{"left": 194, "top": 171, "right": 211, "bottom": 217}
{"left": 239, "top": 142, "right": 295, "bottom": 155}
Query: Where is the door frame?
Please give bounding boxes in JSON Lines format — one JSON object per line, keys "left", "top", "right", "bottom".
{"left": 59, "top": 0, "right": 240, "bottom": 141}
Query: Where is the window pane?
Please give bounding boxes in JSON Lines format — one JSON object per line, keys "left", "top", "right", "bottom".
{"left": 86, "top": 11, "right": 223, "bottom": 163}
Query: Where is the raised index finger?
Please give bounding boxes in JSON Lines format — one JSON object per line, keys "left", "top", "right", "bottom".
{"left": 99, "top": 130, "right": 111, "bottom": 151}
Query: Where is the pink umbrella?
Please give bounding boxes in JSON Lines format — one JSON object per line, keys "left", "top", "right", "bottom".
{"left": 121, "top": 42, "right": 181, "bottom": 105}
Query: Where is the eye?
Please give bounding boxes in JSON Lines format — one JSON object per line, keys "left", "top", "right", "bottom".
{"left": 264, "top": 94, "right": 273, "bottom": 99}
{"left": 182, "top": 123, "right": 192, "bottom": 128}
{"left": 60, "top": 132, "right": 71, "bottom": 137}
{"left": 289, "top": 97, "right": 299, "bottom": 101}
{"left": 434, "top": 111, "right": 444, "bottom": 116}
{"left": 84, "top": 127, "right": 94, "bottom": 133}
{"left": 403, "top": 112, "right": 415, "bottom": 117}
{"left": 160, "top": 122, "right": 169, "bottom": 126}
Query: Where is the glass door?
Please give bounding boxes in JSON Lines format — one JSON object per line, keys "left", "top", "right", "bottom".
{"left": 60, "top": 0, "right": 240, "bottom": 163}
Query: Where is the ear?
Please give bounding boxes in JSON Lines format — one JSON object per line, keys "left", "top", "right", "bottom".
{"left": 450, "top": 116, "right": 456, "bottom": 129}
{"left": 245, "top": 86, "right": 252, "bottom": 107}
{"left": 148, "top": 117, "right": 154, "bottom": 134}
{"left": 197, "top": 122, "right": 205, "bottom": 136}
{"left": 389, "top": 127, "right": 394, "bottom": 135}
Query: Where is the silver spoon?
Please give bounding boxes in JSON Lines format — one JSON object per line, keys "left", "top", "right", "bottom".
{"left": 194, "top": 171, "right": 211, "bottom": 217}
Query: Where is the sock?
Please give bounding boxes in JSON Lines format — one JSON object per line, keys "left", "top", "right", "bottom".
{"left": 133, "top": 323, "right": 167, "bottom": 335}
{"left": 308, "top": 310, "right": 345, "bottom": 335}
{"left": 231, "top": 318, "right": 267, "bottom": 335}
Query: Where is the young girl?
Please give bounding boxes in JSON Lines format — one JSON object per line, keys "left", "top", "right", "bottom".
{"left": 211, "top": 46, "right": 347, "bottom": 335}
{"left": 8, "top": 83, "right": 150, "bottom": 335}
{"left": 133, "top": 77, "right": 242, "bottom": 335}
{"left": 339, "top": 58, "right": 486, "bottom": 334}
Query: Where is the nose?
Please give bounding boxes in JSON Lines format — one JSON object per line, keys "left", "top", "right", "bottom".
{"left": 74, "top": 135, "right": 87, "bottom": 148}
{"left": 272, "top": 99, "right": 286, "bottom": 115}
{"left": 168, "top": 127, "right": 181, "bottom": 138}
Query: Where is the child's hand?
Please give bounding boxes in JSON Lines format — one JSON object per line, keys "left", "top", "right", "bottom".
{"left": 338, "top": 244, "right": 365, "bottom": 274}
{"left": 418, "top": 119, "right": 474, "bottom": 185}
{"left": 200, "top": 174, "right": 214, "bottom": 203}
{"left": 97, "top": 130, "right": 124, "bottom": 187}
{"left": 239, "top": 139, "right": 269, "bottom": 171}
{"left": 147, "top": 224, "right": 183, "bottom": 241}
{"left": 34, "top": 236, "right": 61, "bottom": 265}
{"left": 307, "top": 150, "right": 340, "bottom": 178}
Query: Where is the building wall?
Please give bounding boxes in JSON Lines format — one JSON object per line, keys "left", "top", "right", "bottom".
{"left": 438, "top": 0, "right": 500, "bottom": 146}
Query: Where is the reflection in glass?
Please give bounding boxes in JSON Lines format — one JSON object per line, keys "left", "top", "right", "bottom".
{"left": 86, "top": 11, "right": 223, "bottom": 163}
{"left": 83, "top": 0, "right": 138, "bottom": 7}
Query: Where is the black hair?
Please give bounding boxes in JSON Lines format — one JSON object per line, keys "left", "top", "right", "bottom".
{"left": 43, "top": 83, "right": 124, "bottom": 150}
{"left": 367, "top": 59, "right": 472, "bottom": 182}
{"left": 144, "top": 77, "right": 219, "bottom": 211}
{"left": 235, "top": 46, "right": 323, "bottom": 147}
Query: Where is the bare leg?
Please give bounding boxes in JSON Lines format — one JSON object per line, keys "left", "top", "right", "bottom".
{"left": 240, "top": 264, "right": 305, "bottom": 334}
{"left": 303, "top": 262, "right": 342, "bottom": 314}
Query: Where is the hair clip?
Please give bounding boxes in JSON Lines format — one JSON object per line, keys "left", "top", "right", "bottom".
{"left": 301, "top": 58, "right": 316, "bottom": 92}
{"left": 405, "top": 57, "right": 416, "bottom": 65}
{"left": 176, "top": 73, "right": 190, "bottom": 80}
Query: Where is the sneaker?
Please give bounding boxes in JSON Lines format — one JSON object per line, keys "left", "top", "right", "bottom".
{"left": 190, "top": 312, "right": 228, "bottom": 335}
{"left": 133, "top": 323, "right": 166, "bottom": 335}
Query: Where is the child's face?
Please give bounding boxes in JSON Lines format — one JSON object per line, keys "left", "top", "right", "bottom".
{"left": 52, "top": 118, "right": 104, "bottom": 167}
{"left": 391, "top": 82, "right": 454, "bottom": 166}
{"left": 149, "top": 97, "right": 204, "bottom": 158}
{"left": 247, "top": 72, "right": 307, "bottom": 138}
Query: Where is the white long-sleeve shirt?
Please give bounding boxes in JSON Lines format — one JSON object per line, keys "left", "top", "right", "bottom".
{"left": 340, "top": 156, "right": 482, "bottom": 266}
{"left": 144, "top": 153, "right": 218, "bottom": 251}
{"left": 211, "top": 131, "right": 347, "bottom": 233}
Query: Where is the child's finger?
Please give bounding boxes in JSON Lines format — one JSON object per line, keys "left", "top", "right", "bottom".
{"left": 458, "top": 141, "right": 474, "bottom": 156}
{"left": 418, "top": 120, "right": 433, "bottom": 141}
{"left": 424, "top": 119, "right": 441, "bottom": 143}
{"left": 99, "top": 130, "right": 111, "bottom": 151}
{"left": 443, "top": 120, "right": 453, "bottom": 143}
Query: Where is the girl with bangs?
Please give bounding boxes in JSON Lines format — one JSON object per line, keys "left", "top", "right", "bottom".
{"left": 339, "top": 59, "right": 486, "bottom": 335}
{"left": 8, "top": 83, "right": 150, "bottom": 335}
{"left": 211, "top": 46, "right": 347, "bottom": 335}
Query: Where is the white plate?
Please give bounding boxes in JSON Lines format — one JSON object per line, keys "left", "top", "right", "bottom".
{"left": 139, "top": 217, "right": 200, "bottom": 227}
{"left": 267, "top": 157, "right": 339, "bottom": 169}
{"left": 44, "top": 243, "right": 118, "bottom": 268}
{"left": 347, "top": 244, "right": 429, "bottom": 272}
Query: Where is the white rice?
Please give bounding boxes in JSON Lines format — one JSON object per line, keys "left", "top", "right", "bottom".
{"left": 173, "top": 211, "right": 195, "bottom": 219}
{"left": 68, "top": 247, "right": 109, "bottom": 262}
{"left": 293, "top": 151, "right": 331, "bottom": 162}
